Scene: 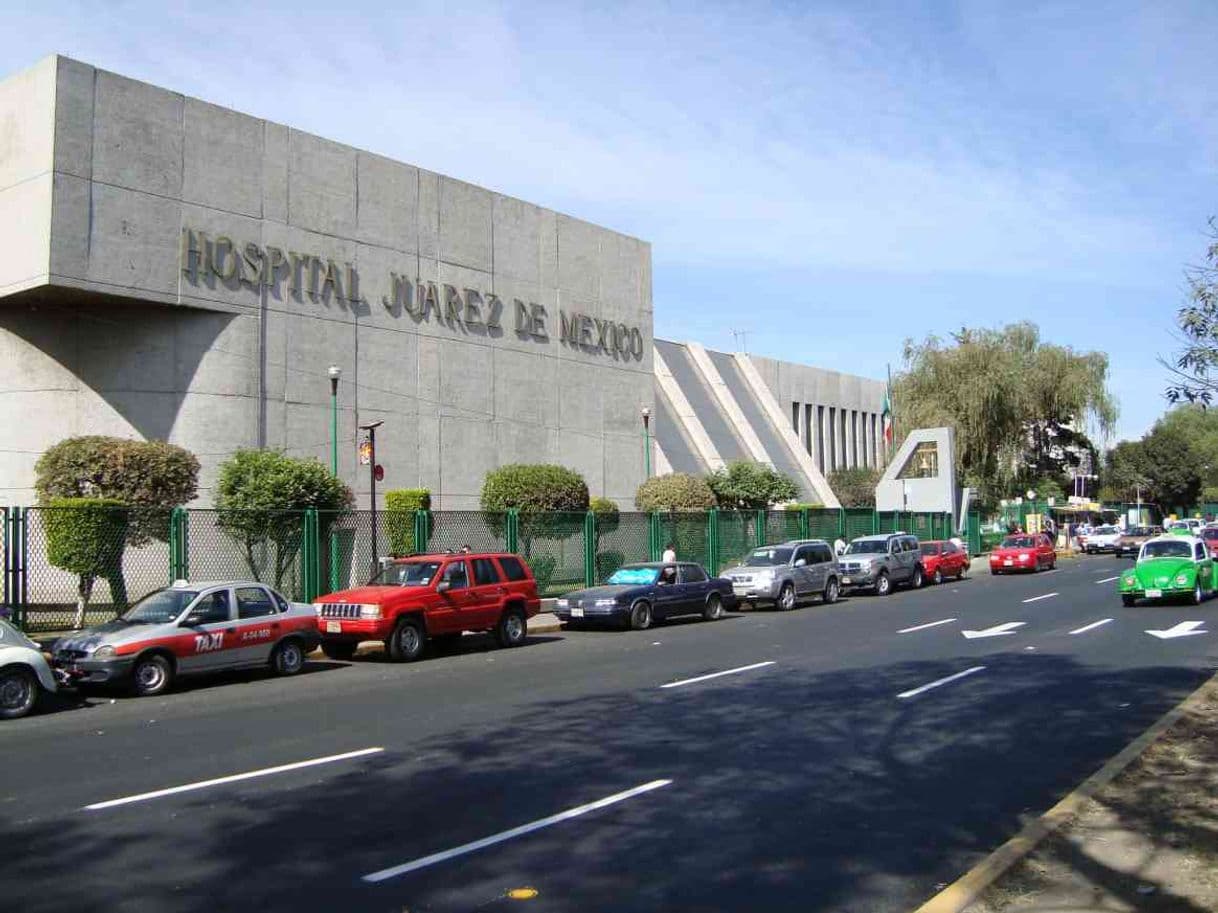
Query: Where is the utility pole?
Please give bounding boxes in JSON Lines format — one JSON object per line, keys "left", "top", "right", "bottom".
{"left": 731, "top": 329, "right": 749, "bottom": 352}
{"left": 359, "top": 420, "right": 384, "bottom": 581}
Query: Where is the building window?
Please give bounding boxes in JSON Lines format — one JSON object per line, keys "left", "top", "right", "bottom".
{"left": 827, "top": 408, "right": 837, "bottom": 472}
{"left": 817, "top": 406, "right": 826, "bottom": 472}
{"left": 859, "top": 412, "right": 867, "bottom": 468}
{"left": 897, "top": 441, "right": 939, "bottom": 479}
{"left": 851, "top": 411, "right": 859, "bottom": 468}
{"left": 791, "top": 401, "right": 800, "bottom": 435}
{"left": 804, "top": 404, "right": 814, "bottom": 456}
{"left": 839, "top": 409, "right": 847, "bottom": 469}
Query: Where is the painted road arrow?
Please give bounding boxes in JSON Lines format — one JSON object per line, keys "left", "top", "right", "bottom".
{"left": 1146, "top": 621, "right": 1208, "bottom": 640}
{"left": 961, "top": 621, "right": 1026, "bottom": 639}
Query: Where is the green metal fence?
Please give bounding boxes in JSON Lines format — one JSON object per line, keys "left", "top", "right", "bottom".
{"left": 3, "top": 504, "right": 961, "bottom": 632}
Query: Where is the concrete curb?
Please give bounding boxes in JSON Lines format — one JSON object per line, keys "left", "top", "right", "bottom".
{"left": 911, "top": 669, "right": 1218, "bottom": 913}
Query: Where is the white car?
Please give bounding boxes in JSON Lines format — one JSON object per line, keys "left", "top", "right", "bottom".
{"left": 1084, "top": 526, "right": 1123, "bottom": 554}
{"left": 0, "top": 617, "right": 58, "bottom": 719}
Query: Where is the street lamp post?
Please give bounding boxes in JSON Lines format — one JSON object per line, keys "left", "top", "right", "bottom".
{"left": 360, "top": 420, "right": 384, "bottom": 581}
{"left": 641, "top": 407, "right": 652, "bottom": 479}
{"left": 328, "top": 365, "right": 341, "bottom": 476}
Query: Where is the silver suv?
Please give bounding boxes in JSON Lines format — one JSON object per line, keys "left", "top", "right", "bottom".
{"left": 839, "top": 533, "right": 924, "bottom": 595}
{"left": 722, "top": 539, "right": 840, "bottom": 610}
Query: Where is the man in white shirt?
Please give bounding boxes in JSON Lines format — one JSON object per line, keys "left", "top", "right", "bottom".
{"left": 661, "top": 542, "right": 676, "bottom": 563}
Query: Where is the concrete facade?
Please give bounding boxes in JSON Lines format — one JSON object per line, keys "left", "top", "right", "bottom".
{"left": 874, "top": 426, "right": 959, "bottom": 523}
{"left": 0, "top": 56, "right": 653, "bottom": 508}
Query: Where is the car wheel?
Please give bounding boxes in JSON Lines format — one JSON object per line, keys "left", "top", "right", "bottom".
{"left": 132, "top": 654, "right": 173, "bottom": 697}
{"left": 270, "top": 639, "right": 305, "bottom": 676}
{"left": 911, "top": 566, "right": 924, "bottom": 589}
{"left": 1194, "top": 582, "right": 1204, "bottom": 605}
{"left": 386, "top": 617, "right": 425, "bottom": 662}
{"left": 932, "top": 568, "right": 943, "bottom": 585}
{"left": 0, "top": 666, "right": 37, "bottom": 720}
{"left": 875, "top": 571, "right": 891, "bottom": 596}
{"left": 321, "top": 641, "right": 357, "bottom": 661}
{"left": 702, "top": 593, "right": 725, "bottom": 621}
{"left": 958, "top": 562, "right": 967, "bottom": 579}
{"left": 823, "top": 577, "right": 839, "bottom": 605}
{"left": 496, "top": 608, "right": 528, "bottom": 648}
{"left": 1121, "top": 595, "right": 1136, "bottom": 607}
{"left": 629, "top": 600, "right": 652, "bottom": 631}
{"left": 777, "top": 583, "right": 796, "bottom": 611}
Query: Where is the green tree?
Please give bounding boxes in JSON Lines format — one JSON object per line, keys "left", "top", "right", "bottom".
{"left": 1165, "top": 221, "right": 1218, "bottom": 406}
{"left": 1155, "top": 405, "right": 1218, "bottom": 495}
{"left": 1100, "top": 440, "right": 1151, "bottom": 503}
{"left": 1141, "top": 424, "right": 1202, "bottom": 510}
{"left": 827, "top": 467, "right": 880, "bottom": 508}
{"left": 215, "top": 450, "right": 353, "bottom": 588}
{"left": 635, "top": 473, "right": 716, "bottom": 512}
{"left": 894, "top": 322, "right": 1116, "bottom": 505}
{"left": 43, "top": 497, "right": 129, "bottom": 627}
{"left": 589, "top": 496, "right": 623, "bottom": 579}
{"left": 35, "top": 435, "right": 199, "bottom": 546}
{"left": 706, "top": 461, "right": 800, "bottom": 509}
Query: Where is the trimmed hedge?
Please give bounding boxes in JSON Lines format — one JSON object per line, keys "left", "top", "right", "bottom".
{"left": 385, "top": 488, "right": 432, "bottom": 556}
{"left": 43, "top": 497, "right": 131, "bottom": 618}
{"left": 480, "top": 464, "right": 589, "bottom": 513}
{"left": 635, "top": 473, "right": 716, "bottom": 511}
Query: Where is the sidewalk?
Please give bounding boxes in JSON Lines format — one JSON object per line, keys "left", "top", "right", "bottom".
{"left": 963, "top": 674, "right": 1218, "bottom": 912}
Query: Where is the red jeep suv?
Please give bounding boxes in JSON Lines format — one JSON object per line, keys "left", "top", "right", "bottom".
{"left": 313, "top": 552, "right": 541, "bottom": 662}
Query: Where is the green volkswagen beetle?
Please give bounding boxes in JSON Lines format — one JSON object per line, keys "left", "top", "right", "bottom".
{"left": 1119, "top": 535, "right": 1216, "bottom": 606}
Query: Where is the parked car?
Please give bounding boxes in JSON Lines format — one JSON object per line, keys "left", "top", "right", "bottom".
{"left": 555, "top": 561, "right": 734, "bottom": 630}
{"left": 989, "top": 533, "right": 1056, "bottom": 574}
{"left": 838, "top": 533, "right": 924, "bottom": 595}
{"left": 314, "top": 553, "right": 540, "bottom": 661}
{"left": 918, "top": 540, "right": 968, "bottom": 584}
{"left": 1084, "top": 526, "right": 1122, "bottom": 554}
{"left": 1166, "top": 519, "right": 1203, "bottom": 537}
{"left": 52, "top": 581, "right": 320, "bottom": 696}
{"left": 1119, "top": 535, "right": 1215, "bottom": 606}
{"left": 1114, "top": 526, "right": 1160, "bottom": 558}
{"left": 1, "top": 617, "right": 59, "bottom": 719}
{"left": 720, "top": 540, "right": 840, "bottom": 610}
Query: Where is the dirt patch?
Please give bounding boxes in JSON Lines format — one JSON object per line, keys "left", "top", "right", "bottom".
{"left": 967, "top": 676, "right": 1218, "bottom": 912}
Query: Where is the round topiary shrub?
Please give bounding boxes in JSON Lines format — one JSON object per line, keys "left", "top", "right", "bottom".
{"left": 635, "top": 473, "right": 716, "bottom": 512}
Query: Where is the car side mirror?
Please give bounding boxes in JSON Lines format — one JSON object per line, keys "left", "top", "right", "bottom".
{"left": 794, "top": 559, "right": 807, "bottom": 567}
{"left": 436, "top": 580, "right": 452, "bottom": 593}
{"left": 181, "top": 613, "right": 206, "bottom": 627}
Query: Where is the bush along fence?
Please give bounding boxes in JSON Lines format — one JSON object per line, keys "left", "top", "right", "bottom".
{"left": 1, "top": 505, "right": 980, "bottom": 633}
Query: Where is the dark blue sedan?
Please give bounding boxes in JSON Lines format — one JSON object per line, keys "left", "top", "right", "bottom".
{"left": 554, "top": 562, "right": 737, "bottom": 630}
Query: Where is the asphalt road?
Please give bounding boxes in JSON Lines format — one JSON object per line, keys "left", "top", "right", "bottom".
{"left": 3, "top": 554, "right": 1216, "bottom": 913}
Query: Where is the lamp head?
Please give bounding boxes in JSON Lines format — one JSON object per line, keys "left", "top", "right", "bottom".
{"left": 328, "top": 365, "right": 342, "bottom": 380}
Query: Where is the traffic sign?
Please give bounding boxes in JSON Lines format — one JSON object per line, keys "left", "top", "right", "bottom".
{"left": 359, "top": 438, "right": 372, "bottom": 466}
{"left": 374, "top": 464, "right": 384, "bottom": 482}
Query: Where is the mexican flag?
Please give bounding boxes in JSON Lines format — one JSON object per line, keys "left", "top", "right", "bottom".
{"left": 882, "top": 389, "right": 893, "bottom": 449}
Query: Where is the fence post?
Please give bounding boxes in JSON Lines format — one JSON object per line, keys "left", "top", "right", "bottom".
{"left": 506, "top": 509, "right": 519, "bottom": 554}
{"left": 413, "top": 509, "right": 432, "bottom": 554}
{"left": 583, "top": 511, "right": 596, "bottom": 587}
{"left": 707, "top": 508, "right": 719, "bottom": 574}
{"left": 647, "top": 513, "right": 661, "bottom": 561}
{"left": 302, "top": 509, "right": 320, "bottom": 601}
{"left": 13, "top": 507, "right": 28, "bottom": 629}
{"left": 168, "top": 506, "right": 188, "bottom": 583}
{"left": 798, "top": 508, "right": 810, "bottom": 540}
{"left": 754, "top": 509, "right": 765, "bottom": 547}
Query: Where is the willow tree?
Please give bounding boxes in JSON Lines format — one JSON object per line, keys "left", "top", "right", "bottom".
{"left": 893, "top": 322, "right": 1116, "bottom": 507}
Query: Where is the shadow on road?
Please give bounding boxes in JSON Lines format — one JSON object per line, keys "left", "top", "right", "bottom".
{"left": 3, "top": 651, "right": 1209, "bottom": 913}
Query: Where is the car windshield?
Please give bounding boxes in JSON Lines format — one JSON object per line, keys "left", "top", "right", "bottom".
{"left": 371, "top": 562, "right": 442, "bottom": 586}
{"left": 1204, "top": 529, "right": 1218, "bottom": 540}
{"left": 1167, "top": 522, "right": 1189, "bottom": 531}
{"left": 919, "top": 543, "right": 941, "bottom": 556}
{"left": 1094, "top": 526, "right": 1117, "bottom": 535}
{"left": 744, "top": 547, "right": 792, "bottom": 566}
{"left": 121, "top": 588, "right": 199, "bottom": 624}
{"left": 1002, "top": 536, "right": 1037, "bottom": 549}
{"left": 1142, "top": 540, "right": 1192, "bottom": 560}
{"left": 845, "top": 540, "right": 886, "bottom": 555}
{"left": 607, "top": 567, "right": 660, "bottom": 585}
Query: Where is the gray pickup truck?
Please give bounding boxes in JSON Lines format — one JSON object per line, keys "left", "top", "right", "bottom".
{"left": 838, "top": 533, "right": 924, "bottom": 595}
{"left": 721, "top": 539, "right": 840, "bottom": 610}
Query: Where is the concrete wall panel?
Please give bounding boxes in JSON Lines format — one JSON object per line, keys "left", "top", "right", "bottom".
{"left": 357, "top": 152, "right": 417, "bottom": 251}
{"left": 0, "top": 174, "right": 51, "bottom": 292}
{"left": 182, "top": 99, "right": 264, "bottom": 217}
{"left": 287, "top": 130, "right": 356, "bottom": 237}
{"left": 439, "top": 177, "right": 492, "bottom": 272}
{"left": 0, "top": 56, "right": 55, "bottom": 189}
{"left": 92, "top": 70, "right": 183, "bottom": 199}
{"left": 87, "top": 183, "right": 181, "bottom": 297}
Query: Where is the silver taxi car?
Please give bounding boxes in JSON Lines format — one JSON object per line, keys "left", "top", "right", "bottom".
{"left": 53, "top": 580, "right": 321, "bottom": 696}
{"left": 1, "top": 616, "right": 58, "bottom": 719}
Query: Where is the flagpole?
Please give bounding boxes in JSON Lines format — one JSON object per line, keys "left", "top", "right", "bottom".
{"left": 886, "top": 362, "right": 894, "bottom": 463}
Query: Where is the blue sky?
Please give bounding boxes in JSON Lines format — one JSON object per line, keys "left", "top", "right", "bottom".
{"left": 4, "top": 0, "right": 1215, "bottom": 443}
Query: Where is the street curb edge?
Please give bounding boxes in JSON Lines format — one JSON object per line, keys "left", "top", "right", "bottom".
{"left": 909, "top": 667, "right": 1218, "bottom": 913}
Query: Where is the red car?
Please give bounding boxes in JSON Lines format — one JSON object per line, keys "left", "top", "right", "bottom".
{"left": 1201, "top": 527, "right": 1218, "bottom": 558}
{"left": 313, "top": 552, "right": 541, "bottom": 662}
{"left": 989, "top": 534, "right": 1056, "bottom": 574}
{"left": 919, "top": 540, "right": 969, "bottom": 584}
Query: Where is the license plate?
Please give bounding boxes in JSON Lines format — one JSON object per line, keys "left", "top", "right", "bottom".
{"left": 1003, "top": 560, "right": 1013, "bottom": 566}
{"left": 1146, "top": 589, "right": 1162, "bottom": 599}
{"left": 326, "top": 621, "right": 342, "bottom": 633}
{"left": 841, "top": 577, "right": 852, "bottom": 585}
{"left": 571, "top": 608, "right": 584, "bottom": 618}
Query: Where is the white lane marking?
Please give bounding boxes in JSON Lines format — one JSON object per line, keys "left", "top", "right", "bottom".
{"left": 898, "top": 666, "right": 986, "bottom": 699}
{"left": 1022, "top": 592, "right": 1059, "bottom": 603}
{"left": 85, "top": 747, "right": 384, "bottom": 811}
{"left": 1147, "top": 621, "right": 1207, "bottom": 640}
{"left": 362, "top": 779, "right": 673, "bottom": 882}
{"left": 1070, "top": 618, "right": 1113, "bottom": 635}
{"left": 660, "top": 661, "right": 776, "bottom": 689}
{"left": 961, "top": 622, "right": 1025, "bottom": 639}
{"left": 898, "top": 618, "right": 958, "bottom": 634}
{"left": 1095, "top": 575, "right": 1120, "bottom": 584}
